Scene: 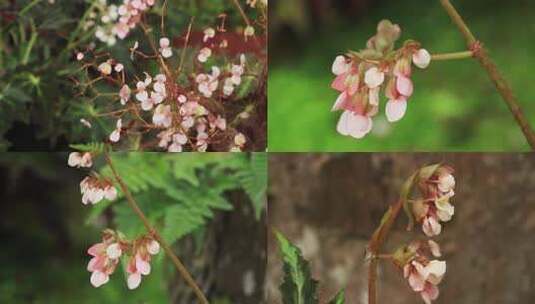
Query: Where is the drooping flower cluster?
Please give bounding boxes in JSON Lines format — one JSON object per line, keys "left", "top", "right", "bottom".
{"left": 87, "top": 230, "right": 160, "bottom": 289}
{"left": 68, "top": 152, "right": 93, "bottom": 168}
{"left": 86, "top": 0, "right": 156, "bottom": 46}
{"left": 75, "top": 11, "right": 264, "bottom": 152}
{"left": 68, "top": 152, "right": 118, "bottom": 205}
{"left": 87, "top": 230, "right": 123, "bottom": 287}
{"left": 126, "top": 237, "right": 160, "bottom": 289}
{"left": 80, "top": 176, "right": 118, "bottom": 205}
{"left": 395, "top": 240, "right": 446, "bottom": 304}
{"left": 330, "top": 20, "right": 431, "bottom": 139}
{"left": 412, "top": 166, "right": 456, "bottom": 237}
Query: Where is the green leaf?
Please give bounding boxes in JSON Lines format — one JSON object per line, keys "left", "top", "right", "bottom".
{"left": 69, "top": 142, "right": 105, "bottom": 153}
{"left": 328, "top": 290, "right": 345, "bottom": 304}
{"left": 240, "top": 153, "right": 267, "bottom": 219}
{"left": 275, "top": 231, "right": 318, "bottom": 304}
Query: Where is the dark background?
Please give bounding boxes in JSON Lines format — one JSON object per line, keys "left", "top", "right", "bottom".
{"left": 0, "top": 153, "right": 266, "bottom": 303}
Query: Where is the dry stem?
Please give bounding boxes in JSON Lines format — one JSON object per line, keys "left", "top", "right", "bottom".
{"left": 104, "top": 153, "right": 209, "bottom": 304}
{"left": 439, "top": 0, "right": 535, "bottom": 149}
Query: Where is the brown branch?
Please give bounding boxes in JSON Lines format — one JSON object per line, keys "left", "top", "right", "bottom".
{"left": 367, "top": 200, "right": 404, "bottom": 304}
{"left": 104, "top": 153, "right": 209, "bottom": 304}
{"left": 439, "top": 0, "right": 535, "bottom": 149}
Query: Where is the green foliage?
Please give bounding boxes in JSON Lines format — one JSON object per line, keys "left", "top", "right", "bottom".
{"left": 90, "top": 153, "right": 266, "bottom": 243}
{"left": 239, "top": 152, "right": 267, "bottom": 219}
{"left": 275, "top": 231, "right": 319, "bottom": 304}
{"left": 70, "top": 142, "right": 106, "bottom": 153}
{"left": 328, "top": 290, "right": 346, "bottom": 304}
{"left": 269, "top": 1, "right": 535, "bottom": 151}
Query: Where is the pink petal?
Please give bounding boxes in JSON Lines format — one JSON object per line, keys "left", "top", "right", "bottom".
{"left": 87, "top": 243, "right": 105, "bottom": 256}
{"left": 135, "top": 254, "right": 151, "bottom": 275}
{"left": 331, "top": 74, "right": 347, "bottom": 92}
{"left": 408, "top": 272, "right": 426, "bottom": 292}
{"left": 421, "top": 283, "right": 439, "bottom": 304}
{"left": 385, "top": 99, "right": 407, "bottom": 122}
{"left": 346, "top": 112, "right": 372, "bottom": 139}
{"left": 90, "top": 271, "right": 109, "bottom": 288}
{"left": 336, "top": 111, "right": 351, "bottom": 136}
{"left": 396, "top": 75, "right": 413, "bottom": 97}
{"left": 331, "top": 92, "right": 347, "bottom": 112}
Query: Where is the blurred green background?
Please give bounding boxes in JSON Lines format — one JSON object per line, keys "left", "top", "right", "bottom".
{"left": 0, "top": 153, "right": 266, "bottom": 303}
{"left": 268, "top": 0, "right": 535, "bottom": 151}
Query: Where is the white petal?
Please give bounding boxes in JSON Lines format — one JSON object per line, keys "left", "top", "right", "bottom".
{"left": 385, "top": 99, "right": 407, "bottom": 122}
{"left": 413, "top": 49, "right": 431, "bottom": 69}
{"left": 127, "top": 273, "right": 142, "bottom": 290}
{"left": 90, "top": 271, "right": 109, "bottom": 288}
{"left": 336, "top": 111, "right": 351, "bottom": 136}
{"left": 332, "top": 55, "right": 350, "bottom": 75}
{"left": 147, "top": 240, "right": 160, "bottom": 255}
{"left": 364, "top": 67, "right": 385, "bottom": 88}
{"left": 106, "top": 243, "right": 122, "bottom": 259}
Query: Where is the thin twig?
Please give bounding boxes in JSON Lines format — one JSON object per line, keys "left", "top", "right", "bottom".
{"left": 177, "top": 17, "right": 194, "bottom": 75}
{"left": 439, "top": 0, "right": 535, "bottom": 149}
{"left": 104, "top": 153, "right": 209, "bottom": 304}
{"left": 431, "top": 50, "right": 473, "bottom": 61}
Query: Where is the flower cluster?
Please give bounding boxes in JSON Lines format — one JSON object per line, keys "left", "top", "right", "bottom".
{"left": 412, "top": 166, "right": 456, "bottom": 237}
{"left": 87, "top": 230, "right": 123, "bottom": 287}
{"left": 68, "top": 152, "right": 119, "bottom": 205}
{"left": 87, "top": 230, "right": 160, "bottom": 289}
{"left": 68, "top": 152, "right": 93, "bottom": 168}
{"left": 80, "top": 176, "right": 118, "bottom": 205}
{"left": 75, "top": 15, "right": 262, "bottom": 152}
{"left": 330, "top": 20, "right": 431, "bottom": 139}
{"left": 126, "top": 237, "right": 160, "bottom": 289}
{"left": 397, "top": 240, "right": 446, "bottom": 304}
{"left": 86, "top": 0, "right": 156, "bottom": 46}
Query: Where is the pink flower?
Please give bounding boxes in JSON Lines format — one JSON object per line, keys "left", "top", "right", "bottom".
{"left": 196, "top": 67, "right": 220, "bottom": 98}
{"left": 159, "top": 37, "right": 173, "bottom": 58}
{"left": 152, "top": 104, "right": 172, "bottom": 128}
{"left": 403, "top": 259, "right": 446, "bottom": 304}
{"left": 81, "top": 177, "right": 117, "bottom": 205}
{"left": 119, "top": 85, "right": 131, "bottom": 105}
{"left": 336, "top": 110, "right": 373, "bottom": 139}
{"left": 197, "top": 47, "right": 212, "bottom": 63}
{"left": 87, "top": 235, "right": 123, "bottom": 288}
{"left": 413, "top": 166, "right": 456, "bottom": 236}
{"left": 126, "top": 238, "right": 160, "bottom": 289}
{"left": 109, "top": 119, "right": 122, "bottom": 142}
{"left": 68, "top": 152, "right": 92, "bottom": 168}
{"left": 203, "top": 27, "right": 215, "bottom": 42}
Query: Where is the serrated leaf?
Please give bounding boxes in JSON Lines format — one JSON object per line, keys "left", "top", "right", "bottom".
{"left": 275, "top": 231, "right": 318, "bottom": 304}
{"left": 69, "top": 142, "right": 105, "bottom": 153}
{"left": 328, "top": 290, "right": 345, "bottom": 304}
{"left": 240, "top": 153, "right": 267, "bottom": 219}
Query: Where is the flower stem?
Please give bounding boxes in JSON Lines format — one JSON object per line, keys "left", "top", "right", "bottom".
{"left": 431, "top": 51, "right": 473, "bottom": 61}
{"left": 439, "top": 0, "right": 535, "bottom": 149}
{"left": 104, "top": 153, "right": 209, "bottom": 304}
{"left": 367, "top": 199, "right": 405, "bottom": 304}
